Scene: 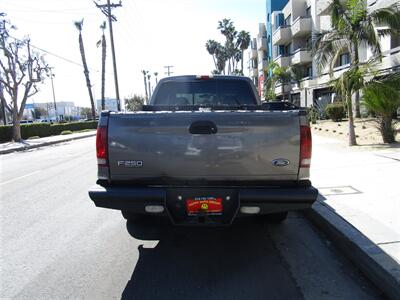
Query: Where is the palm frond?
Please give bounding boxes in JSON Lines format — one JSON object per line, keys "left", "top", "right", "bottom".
{"left": 330, "top": 0, "right": 351, "bottom": 30}
{"left": 369, "top": 4, "right": 400, "bottom": 32}
{"left": 313, "top": 31, "right": 349, "bottom": 74}
{"left": 74, "top": 19, "right": 84, "bottom": 31}
{"left": 347, "top": 0, "right": 367, "bottom": 24}
{"left": 357, "top": 19, "right": 382, "bottom": 58}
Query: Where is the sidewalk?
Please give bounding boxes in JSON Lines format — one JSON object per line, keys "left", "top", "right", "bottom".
{"left": 0, "top": 131, "right": 96, "bottom": 155}
{"left": 308, "top": 134, "right": 400, "bottom": 299}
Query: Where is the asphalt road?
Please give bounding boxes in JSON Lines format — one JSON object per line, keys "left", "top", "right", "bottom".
{"left": 0, "top": 137, "right": 384, "bottom": 299}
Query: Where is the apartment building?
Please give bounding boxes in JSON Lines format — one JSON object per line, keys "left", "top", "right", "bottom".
{"left": 255, "top": 0, "right": 400, "bottom": 108}
{"left": 248, "top": 24, "right": 269, "bottom": 96}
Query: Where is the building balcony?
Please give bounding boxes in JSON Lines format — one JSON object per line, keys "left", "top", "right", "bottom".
{"left": 272, "top": 26, "right": 292, "bottom": 46}
{"left": 251, "top": 47, "right": 258, "bottom": 59}
{"left": 291, "top": 48, "right": 312, "bottom": 65}
{"left": 291, "top": 17, "right": 312, "bottom": 38}
{"left": 274, "top": 54, "right": 291, "bottom": 67}
{"left": 317, "top": 0, "right": 332, "bottom": 16}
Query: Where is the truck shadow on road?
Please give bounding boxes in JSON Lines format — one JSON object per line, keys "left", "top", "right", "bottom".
{"left": 122, "top": 217, "right": 304, "bottom": 300}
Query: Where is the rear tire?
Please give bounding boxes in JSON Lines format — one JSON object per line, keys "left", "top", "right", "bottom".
{"left": 121, "top": 210, "right": 141, "bottom": 221}
{"left": 266, "top": 212, "right": 288, "bottom": 223}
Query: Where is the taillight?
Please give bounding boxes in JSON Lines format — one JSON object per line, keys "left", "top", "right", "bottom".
{"left": 300, "top": 125, "right": 312, "bottom": 168}
{"left": 96, "top": 126, "right": 108, "bottom": 166}
{"left": 196, "top": 75, "right": 213, "bottom": 80}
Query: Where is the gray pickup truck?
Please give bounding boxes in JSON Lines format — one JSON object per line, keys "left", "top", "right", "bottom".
{"left": 89, "top": 75, "right": 318, "bottom": 225}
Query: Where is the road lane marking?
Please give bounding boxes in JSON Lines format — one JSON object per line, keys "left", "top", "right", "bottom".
{"left": 0, "top": 171, "right": 41, "bottom": 186}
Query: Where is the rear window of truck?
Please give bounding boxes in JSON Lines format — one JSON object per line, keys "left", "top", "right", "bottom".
{"left": 152, "top": 80, "right": 257, "bottom": 106}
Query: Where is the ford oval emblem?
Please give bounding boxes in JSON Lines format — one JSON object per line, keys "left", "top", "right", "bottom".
{"left": 272, "top": 159, "right": 290, "bottom": 167}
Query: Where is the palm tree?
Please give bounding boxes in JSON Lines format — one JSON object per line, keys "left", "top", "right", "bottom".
{"left": 362, "top": 74, "right": 400, "bottom": 143}
{"left": 154, "top": 72, "right": 159, "bottom": 85}
{"left": 205, "top": 40, "right": 220, "bottom": 70}
{"left": 331, "top": 67, "right": 365, "bottom": 145}
{"left": 215, "top": 45, "right": 228, "bottom": 75}
{"left": 236, "top": 30, "right": 251, "bottom": 73}
{"left": 314, "top": 0, "right": 400, "bottom": 121}
{"left": 218, "top": 18, "right": 237, "bottom": 74}
{"left": 141, "top": 70, "right": 148, "bottom": 101}
{"left": 96, "top": 21, "right": 107, "bottom": 110}
{"left": 147, "top": 73, "right": 152, "bottom": 99}
{"left": 74, "top": 19, "right": 95, "bottom": 119}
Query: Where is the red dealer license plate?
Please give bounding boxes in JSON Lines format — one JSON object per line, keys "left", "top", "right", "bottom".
{"left": 186, "top": 197, "right": 223, "bottom": 215}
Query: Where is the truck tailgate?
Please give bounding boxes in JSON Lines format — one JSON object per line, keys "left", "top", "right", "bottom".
{"left": 107, "top": 111, "right": 300, "bottom": 182}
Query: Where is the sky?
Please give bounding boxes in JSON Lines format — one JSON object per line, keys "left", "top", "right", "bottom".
{"left": 1, "top": 0, "right": 266, "bottom": 108}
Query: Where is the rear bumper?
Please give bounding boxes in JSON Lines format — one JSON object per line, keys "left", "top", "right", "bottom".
{"left": 88, "top": 184, "right": 318, "bottom": 218}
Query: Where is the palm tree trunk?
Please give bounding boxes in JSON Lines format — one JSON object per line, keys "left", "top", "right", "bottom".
{"left": 212, "top": 55, "right": 217, "bottom": 70}
{"left": 148, "top": 80, "right": 152, "bottom": 99}
{"left": 101, "top": 34, "right": 106, "bottom": 110}
{"left": 380, "top": 116, "right": 395, "bottom": 143}
{"left": 78, "top": 33, "right": 95, "bottom": 119}
{"left": 281, "top": 82, "right": 285, "bottom": 101}
{"left": 143, "top": 76, "right": 148, "bottom": 102}
{"left": 347, "top": 94, "right": 357, "bottom": 146}
{"left": 241, "top": 50, "right": 244, "bottom": 73}
{"left": 353, "top": 42, "right": 361, "bottom": 118}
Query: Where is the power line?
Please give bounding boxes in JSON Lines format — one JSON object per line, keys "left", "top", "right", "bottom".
{"left": 8, "top": 35, "right": 106, "bottom": 74}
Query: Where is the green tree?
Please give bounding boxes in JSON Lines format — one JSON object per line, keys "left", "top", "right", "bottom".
{"left": 74, "top": 19, "right": 96, "bottom": 119}
{"left": 205, "top": 39, "right": 220, "bottom": 70}
{"left": 362, "top": 74, "right": 400, "bottom": 143}
{"left": 331, "top": 67, "right": 364, "bottom": 145}
{"left": 236, "top": 30, "right": 251, "bottom": 73}
{"left": 154, "top": 72, "right": 159, "bottom": 85}
{"left": 314, "top": 0, "right": 400, "bottom": 120}
{"left": 141, "top": 70, "right": 148, "bottom": 101}
{"left": 125, "top": 94, "right": 145, "bottom": 112}
{"left": 80, "top": 107, "right": 92, "bottom": 119}
{"left": 264, "top": 62, "right": 304, "bottom": 101}
{"left": 218, "top": 18, "right": 237, "bottom": 74}
{"left": 96, "top": 21, "right": 107, "bottom": 111}
{"left": 33, "top": 107, "right": 47, "bottom": 119}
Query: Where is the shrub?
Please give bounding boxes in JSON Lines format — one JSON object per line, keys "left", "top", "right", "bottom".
{"left": 61, "top": 130, "right": 73, "bottom": 135}
{"left": 0, "top": 121, "right": 97, "bottom": 143}
{"left": 307, "top": 106, "right": 318, "bottom": 124}
{"left": 325, "top": 102, "right": 346, "bottom": 122}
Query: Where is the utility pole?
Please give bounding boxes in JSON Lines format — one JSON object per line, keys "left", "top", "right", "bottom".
{"left": 94, "top": 0, "right": 122, "bottom": 111}
{"left": 164, "top": 65, "right": 174, "bottom": 77}
{"left": 49, "top": 68, "right": 58, "bottom": 122}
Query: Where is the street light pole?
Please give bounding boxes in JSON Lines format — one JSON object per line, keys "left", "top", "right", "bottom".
{"left": 49, "top": 69, "right": 58, "bottom": 122}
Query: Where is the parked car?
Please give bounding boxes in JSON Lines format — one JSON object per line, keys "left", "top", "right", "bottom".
{"left": 89, "top": 75, "right": 318, "bottom": 225}
{"left": 19, "top": 120, "right": 33, "bottom": 124}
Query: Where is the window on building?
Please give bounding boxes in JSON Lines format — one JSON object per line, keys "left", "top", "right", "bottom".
{"left": 285, "top": 14, "right": 291, "bottom": 26}
{"left": 339, "top": 53, "right": 351, "bottom": 66}
{"left": 276, "top": 13, "right": 285, "bottom": 28}
{"left": 284, "top": 43, "right": 291, "bottom": 55}
{"left": 307, "top": 66, "right": 313, "bottom": 78}
{"left": 306, "top": 6, "right": 311, "bottom": 17}
{"left": 306, "top": 36, "right": 312, "bottom": 50}
{"left": 391, "top": 34, "right": 400, "bottom": 49}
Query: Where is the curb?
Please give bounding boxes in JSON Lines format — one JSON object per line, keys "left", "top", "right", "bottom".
{"left": 305, "top": 201, "right": 400, "bottom": 300}
{"left": 0, "top": 132, "right": 96, "bottom": 155}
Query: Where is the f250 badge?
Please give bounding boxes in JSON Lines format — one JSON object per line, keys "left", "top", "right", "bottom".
{"left": 117, "top": 160, "right": 143, "bottom": 168}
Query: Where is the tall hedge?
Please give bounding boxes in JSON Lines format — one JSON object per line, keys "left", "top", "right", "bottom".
{"left": 0, "top": 121, "right": 97, "bottom": 143}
